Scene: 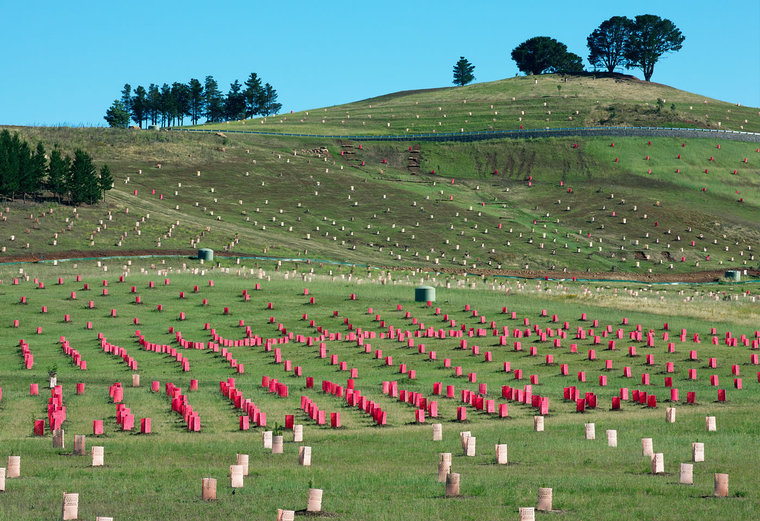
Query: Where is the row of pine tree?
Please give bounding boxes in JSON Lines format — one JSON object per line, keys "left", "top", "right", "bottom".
{"left": 0, "top": 130, "right": 112, "bottom": 205}
{"left": 105, "top": 73, "right": 282, "bottom": 128}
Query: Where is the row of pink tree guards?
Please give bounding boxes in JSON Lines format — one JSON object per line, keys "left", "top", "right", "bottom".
{"left": 137, "top": 330, "right": 191, "bottom": 371}
{"left": 99, "top": 334, "right": 138, "bottom": 370}
{"left": 59, "top": 336, "right": 87, "bottom": 370}
{"left": 316, "top": 378, "right": 386, "bottom": 425}
{"left": 166, "top": 382, "right": 200, "bottom": 431}
{"left": 219, "top": 378, "right": 268, "bottom": 429}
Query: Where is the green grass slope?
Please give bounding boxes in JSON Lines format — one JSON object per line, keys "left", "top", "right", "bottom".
{"left": 1, "top": 125, "right": 758, "bottom": 278}
{"left": 189, "top": 74, "right": 760, "bottom": 135}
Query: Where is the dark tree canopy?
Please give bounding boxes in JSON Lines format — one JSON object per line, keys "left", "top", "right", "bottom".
{"left": 171, "top": 82, "right": 191, "bottom": 126}
{"left": 225, "top": 80, "right": 246, "bottom": 120}
{"left": 0, "top": 131, "right": 109, "bottom": 206}
{"left": 99, "top": 164, "right": 113, "bottom": 201}
{"left": 625, "top": 14, "right": 685, "bottom": 81}
{"left": 203, "top": 76, "right": 224, "bottom": 123}
{"left": 147, "top": 84, "right": 160, "bottom": 125}
{"left": 244, "top": 73, "right": 263, "bottom": 118}
{"left": 131, "top": 86, "right": 148, "bottom": 128}
{"left": 452, "top": 56, "right": 475, "bottom": 86}
{"left": 587, "top": 16, "right": 633, "bottom": 73}
{"left": 258, "top": 83, "right": 282, "bottom": 117}
{"left": 47, "top": 147, "right": 69, "bottom": 203}
{"left": 188, "top": 79, "right": 204, "bottom": 125}
{"left": 121, "top": 84, "right": 132, "bottom": 117}
{"left": 104, "top": 100, "right": 131, "bottom": 128}
{"left": 555, "top": 51, "right": 585, "bottom": 74}
{"left": 511, "top": 37, "right": 585, "bottom": 75}
{"left": 69, "top": 149, "right": 99, "bottom": 205}
{"left": 25, "top": 142, "right": 47, "bottom": 201}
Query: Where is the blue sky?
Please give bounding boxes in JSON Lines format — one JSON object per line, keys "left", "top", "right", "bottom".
{"left": 1, "top": 0, "right": 758, "bottom": 126}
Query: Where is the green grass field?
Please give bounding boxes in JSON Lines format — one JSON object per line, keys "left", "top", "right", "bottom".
{"left": 0, "top": 259, "right": 759, "bottom": 520}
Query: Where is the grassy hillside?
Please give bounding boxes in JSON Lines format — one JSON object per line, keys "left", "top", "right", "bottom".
{"left": 188, "top": 74, "right": 760, "bottom": 136}
{"left": 0, "top": 125, "right": 758, "bottom": 278}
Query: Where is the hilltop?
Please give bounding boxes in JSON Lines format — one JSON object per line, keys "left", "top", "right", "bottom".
{"left": 190, "top": 74, "right": 760, "bottom": 136}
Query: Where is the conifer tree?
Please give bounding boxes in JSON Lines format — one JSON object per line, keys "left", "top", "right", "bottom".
{"left": 452, "top": 57, "right": 475, "bottom": 86}
{"left": 47, "top": 147, "right": 69, "bottom": 203}
{"left": 99, "top": 164, "right": 113, "bottom": 202}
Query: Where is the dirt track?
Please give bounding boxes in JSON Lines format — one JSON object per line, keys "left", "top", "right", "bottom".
{"left": 3, "top": 249, "right": 756, "bottom": 284}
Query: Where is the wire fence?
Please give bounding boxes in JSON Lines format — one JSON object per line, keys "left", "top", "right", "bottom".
{"left": 172, "top": 126, "right": 760, "bottom": 143}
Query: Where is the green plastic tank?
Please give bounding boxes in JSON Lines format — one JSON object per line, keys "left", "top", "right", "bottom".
{"left": 724, "top": 270, "right": 741, "bottom": 282}
{"left": 415, "top": 285, "right": 436, "bottom": 303}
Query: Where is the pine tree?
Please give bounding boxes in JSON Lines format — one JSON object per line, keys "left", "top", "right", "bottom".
{"left": 121, "top": 84, "right": 132, "bottom": 120}
{"left": 0, "top": 130, "right": 20, "bottom": 198}
{"left": 188, "top": 78, "right": 204, "bottom": 125}
{"left": 131, "top": 86, "right": 148, "bottom": 128}
{"left": 29, "top": 142, "right": 47, "bottom": 200}
{"left": 172, "top": 82, "right": 191, "bottom": 126}
{"left": 47, "top": 147, "right": 69, "bottom": 203}
{"left": 159, "top": 84, "right": 172, "bottom": 127}
{"left": 258, "top": 83, "right": 281, "bottom": 116}
{"left": 0, "top": 130, "right": 8, "bottom": 197}
{"left": 104, "top": 100, "right": 130, "bottom": 128}
{"left": 99, "top": 164, "right": 113, "bottom": 202}
{"left": 452, "top": 57, "right": 475, "bottom": 86}
{"left": 244, "top": 73, "right": 263, "bottom": 117}
{"left": 15, "top": 140, "right": 33, "bottom": 202}
{"left": 225, "top": 80, "right": 246, "bottom": 120}
{"left": 147, "top": 84, "right": 160, "bottom": 125}
{"left": 203, "top": 76, "right": 224, "bottom": 123}
{"left": 69, "top": 149, "right": 99, "bottom": 205}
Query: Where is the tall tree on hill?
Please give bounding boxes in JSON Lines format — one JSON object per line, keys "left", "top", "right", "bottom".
{"left": 258, "top": 83, "right": 281, "bottom": 117}
{"left": 225, "top": 80, "right": 246, "bottom": 120}
{"left": 14, "top": 139, "right": 33, "bottom": 201}
{"left": 104, "top": 100, "right": 131, "bottom": 128}
{"left": 171, "top": 82, "right": 191, "bottom": 126}
{"left": 98, "top": 164, "right": 113, "bottom": 202}
{"left": 131, "top": 86, "right": 148, "bottom": 128}
{"left": 0, "top": 130, "right": 20, "bottom": 198}
{"left": 27, "top": 142, "right": 47, "bottom": 201}
{"left": 147, "top": 84, "right": 160, "bottom": 125}
{"left": 188, "top": 78, "right": 204, "bottom": 125}
{"left": 452, "top": 57, "right": 475, "bottom": 86}
{"left": 121, "top": 84, "right": 132, "bottom": 120}
{"left": 69, "top": 149, "right": 99, "bottom": 205}
{"left": 244, "top": 72, "right": 263, "bottom": 117}
{"left": 0, "top": 130, "right": 8, "bottom": 195}
{"left": 158, "top": 84, "right": 172, "bottom": 127}
{"left": 511, "top": 36, "right": 584, "bottom": 75}
{"left": 204, "top": 75, "right": 224, "bottom": 123}
{"left": 587, "top": 16, "right": 632, "bottom": 73}
{"left": 624, "top": 14, "right": 685, "bottom": 81}
{"left": 47, "top": 147, "right": 70, "bottom": 203}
